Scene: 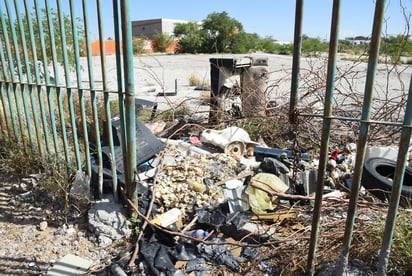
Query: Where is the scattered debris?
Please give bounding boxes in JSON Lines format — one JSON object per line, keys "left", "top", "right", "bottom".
{"left": 83, "top": 98, "right": 412, "bottom": 274}
{"left": 46, "top": 254, "right": 92, "bottom": 276}
{"left": 39, "top": 221, "right": 48, "bottom": 231}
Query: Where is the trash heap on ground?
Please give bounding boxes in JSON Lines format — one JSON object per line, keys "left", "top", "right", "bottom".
{"left": 105, "top": 118, "right": 359, "bottom": 275}
{"left": 79, "top": 108, "right": 412, "bottom": 275}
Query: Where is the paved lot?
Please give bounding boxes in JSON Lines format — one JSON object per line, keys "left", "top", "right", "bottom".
{"left": 70, "top": 53, "right": 412, "bottom": 112}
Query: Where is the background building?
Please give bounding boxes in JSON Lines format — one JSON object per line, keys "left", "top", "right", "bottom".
{"left": 132, "top": 18, "right": 190, "bottom": 39}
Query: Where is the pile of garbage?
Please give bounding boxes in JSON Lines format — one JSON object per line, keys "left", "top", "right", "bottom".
{"left": 89, "top": 112, "right": 363, "bottom": 275}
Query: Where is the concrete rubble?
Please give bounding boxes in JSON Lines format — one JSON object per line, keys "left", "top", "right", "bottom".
{"left": 88, "top": 195, "right": 132, "bottom": 247}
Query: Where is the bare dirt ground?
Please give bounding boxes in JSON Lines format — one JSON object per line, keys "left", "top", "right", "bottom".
{"left": 0, "top": 170, "right": 125, "bottom": 275}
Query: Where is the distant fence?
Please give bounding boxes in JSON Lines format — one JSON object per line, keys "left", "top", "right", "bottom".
{"left": 0, "top": 0, "right": 411, "bottom": 275}
{"left": 90, "top": 39, "right": 179, "bottom": 55}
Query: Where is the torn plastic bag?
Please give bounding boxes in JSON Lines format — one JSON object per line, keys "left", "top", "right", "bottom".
{"left": 241, "top": 247, "right": 260, "bottom": 260}
{"left": 260, "top": 157, "right": 290, "bottom": 175}
{"left": 195, "top": 206, "right": 229, "bottom": 227}
{"left": 197, "top": 238, "right": 240, "bottom": 272}
{"left": 220, "top": 211, "right": 270, "bottom": 243}
{"left": 173, "top": 243, "right": 198, "bottom": 261}
{"left": 245, "top": 173, "right": 289, "bottom": 215}
{"left": 139, "top": 241, "right": 175, "bottom": 276}
{"left": 185, "top": 258, "right": 210, "bottom": 274}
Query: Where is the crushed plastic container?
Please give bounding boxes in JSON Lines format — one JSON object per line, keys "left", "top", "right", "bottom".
{"left": 151, "top": 208, "right": 182, "bottom": 227}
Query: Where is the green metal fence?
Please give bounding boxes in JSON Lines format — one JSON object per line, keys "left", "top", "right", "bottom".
{"left": 0, "top": 0, "right": 410, "bottom": 275}
{"left": 0, "top": 0, "right": 137, "bottom": 203}
{"left": 289, "top": 0, "right": 412, "bottom": 275}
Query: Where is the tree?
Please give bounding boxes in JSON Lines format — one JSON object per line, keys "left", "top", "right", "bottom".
{"left": 201, "top": 11, "right": 244, "bottom": 53}
{"left": 0, "top": 7, "right": 85, "bottom": 78}
{"left": 132, "top": 37, "right": 146, "bottom": 55}
{"left": 381, "top": 35, "right": 412, "bottom": 63}
{"left": 301, "top": 37, "right": 328, "bottom": 56}
{"left": 231, "top": 32, "right": 260, "bottom": 53}
{"left": 153, "top": 32, "right": 173, "bottom": 52}
{"left": 174, "top": 22, "right": 202, "bottom": 54}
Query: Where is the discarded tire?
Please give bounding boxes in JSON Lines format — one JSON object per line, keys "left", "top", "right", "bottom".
{"left": 362, "top": 157, "right": 412, "bottom": 206}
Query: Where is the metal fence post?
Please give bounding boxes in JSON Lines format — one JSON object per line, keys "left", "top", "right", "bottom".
{"left": 69, "top": 0, "right": 92, "bottom": 177}
{"left": 56, "top": 0, "right": 82, "bottom": 171}
{"left": 120, "top": 0, "right": 137, "bottom": 209}
{"left": 289, "top": 0, "right": 303, "bottom": 125}
{"left": 306, "top": 0, "right": 341, "bottom": 274}
{"left": 377, "top": 74, "right": 412, "bottom": 275}
{"left": 82, "top": 0, "right": 103, "bottom": 197}
{"left": 97, "top": 0, "right": 119, "bottom": 202}
{"left": 335, "top": 0, "right": 386, "bottom": 274}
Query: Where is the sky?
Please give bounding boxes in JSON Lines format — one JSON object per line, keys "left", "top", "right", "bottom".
{"left": 3, "top": 0, "right": 411, "bottom": 42}
{"left": 123, "top": 0, "right": 411, "bottom": 42}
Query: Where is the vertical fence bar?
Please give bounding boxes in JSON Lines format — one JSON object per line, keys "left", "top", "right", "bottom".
{"left": 335, "top": 0, "right": 386, "bottom": 273}
{"left": 23, "top": 0, "right": 45, "bottom": 158}
{"left": 97, "top": 0, "right": 119, "bottom": 202}
{"left": 13, "top": 0, "right": 37, "bottom": 152}
{"left": 69, "top": 0, "right": 91, "bottom": 177}
{"left": 82, "top": 0, "right": 103, "bottom": 197}
{"left": 113, "top": 0, "right": 128, "bottom": 196}
{"left": 0, "top": 3, "right": 20, "bottom": 143}
{"left": 120, "top": 0, "right": 137, "bottom": 208}
{"left": 34, "top": 0, "right": 54, "bottom": 158}
{"left": 306, "top": 1, "right": 341, "bottom": 274}
{"left": 0, "top": 90, "right": 10, "bottom": 142}
{"left": 0, "top": 82, "right": 5, "bottom": 137}
{"left": 0, "top": 85, "right": 9, "bottom": 140}
{"left": 56, "top": 0, "right": 81, "bottom": 171}
{"left": 45, "top": 0, "right": 68, "bottom": 164}
{"left": 0, "top": 32, "right": 12, "bottom": 140}
{"left": 4, "top": 1, "right": 26, "bottom": 146}
{"left": 289, "top": 0, "right": 303, "bottom": 124}
{"left": 377, "top": 75, "right": 412, "bottom": 275}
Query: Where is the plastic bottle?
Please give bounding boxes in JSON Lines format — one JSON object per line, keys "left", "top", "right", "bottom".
{"left": 188, "top": 229, "right": 209, "bottom": 239}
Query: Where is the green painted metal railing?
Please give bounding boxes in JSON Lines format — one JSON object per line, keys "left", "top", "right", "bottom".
{"left": 0, "top": 0, "right": 135, "bottom": 205}
{"left": 0, "top": 0, "right": 410, "bottom": 275}
{"left": 288, "top": 0, "right": 411, "bottom": 275}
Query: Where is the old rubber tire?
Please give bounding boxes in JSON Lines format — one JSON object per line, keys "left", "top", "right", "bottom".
{"left": 362, "top": 157, "right": 412, "bottom": 206}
